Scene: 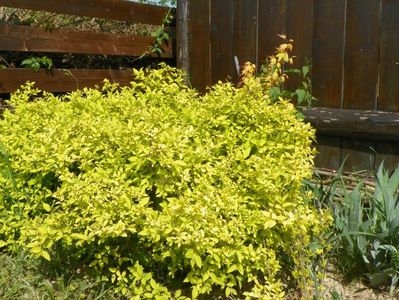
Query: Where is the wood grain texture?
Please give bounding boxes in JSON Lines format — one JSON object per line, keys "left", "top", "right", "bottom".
{"left": 257, "top": 0, "right": 286, "bottom": 65}
{"left": 0, "top": 0, "right": 170, "bottom": 25}
{"left": 342, "top": 0, "right": 381, "bottom": 171}
{"left": 176, "top": 0, "right": 189, "bottom": 75}
{"left": 341, "top": 138, "right": 376, "bottom": 172}
{"left": 300, "top": 107, "right": 399, "bottom": 142}
{"left": 375, "top": 142, "right": 399, "bottom": 172}
{"left": 0, "top": 24, "right": 174, "bottom": 57}
{"left": 312, "top": 0, "right": 345, "bottom": 108}
{"left": 343, "top": 0, "right": 380, "bottom": 110}
{"left": 286, "top": 0, "right": 314, "bottom": 66}
{"left": 233, "top": 0, "right": 258, "bottom": 80}
{"left": 314, "top": 135, "right": 342, "bottom": 170}
{"left": 0, "top": 68, "right": 133, "bottom": 93}
{"left": 210, "top": 0, "right": 234, "bottom": 84}
{"left": 187, "top": 0, "right": 210, "bottom": 92}
{"left": 379, "top": 0, "right": 399, "bottom": 112}
{"left": 286, "top": 0, "right": 314, "bottom": 91}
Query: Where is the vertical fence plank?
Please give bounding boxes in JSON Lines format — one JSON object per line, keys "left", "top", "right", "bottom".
{"left": 379, "top": 0, "right": 399, "bottom": 112}
{"left": 341, "top": 139, "right": 376, "bottom": 172}
{"left": 314, "top": 136, "right": 342, "bottom": 170}
{"left": 285, "top": 0, "right": 314, "bottom": 91}
{"left": 312, "top": 0, "right": 345, "bottom": 108}
{"left": 286, "top": 0, "right": 314, "bottom": 65}
{"left": 287, "top": 0, "right": 343, "bottom": 169}
{"left": 342, "top": 0, "right": 380, "bottom": 171}
{"left": 188, "top": 0, "right": 211, "bottom": 92}
{"left": 177, "top": 0, "right": 189, "bottom": 76}
{"left": 233, "top": 0, "right": 258, "bottom": 81}
{"left": 375, "top": 142, "right": 399, "bottom": 172}
{"left": 257, "top": 0, "right": 286, "bottom": 66}
{"left": 210, "top": 0, "right": 235, "bottom": 83}
{"left": 343, "top": 0, "right": 380, "bottom": 110}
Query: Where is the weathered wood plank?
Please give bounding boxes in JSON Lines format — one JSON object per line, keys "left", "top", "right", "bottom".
{"left": 210, "top": 0, "right": 234, "bottom": 83}
{"left": 286, "top": 0, "right": 314, "bottom": 91}
{"left": 0, "top": 0, "right": 170, "bottom": 25}
{"left": 187, "top": 0, "right": 210, "bottom": 92}
{"left": 314, "top": 135, "right": 342, "bottom": 170}
{"left": 342, "top": 1, "right": 381, "bottom": 171}
{"left": 379, "top": 0, "right": 399, "bottom": 112}
{"left": 257, "top": 0, "right": 286, "bottom": 65}
{"left": 375, "top": 142, "right": 399, "bottom": 172}
{"left": 233, "top": 0, "right": 258, "bottom": 80}
{"left": 341, "top": 139, "right": 376, "bottom": 172}
{"left": 312, "top": 0, "right": 345, "bottom": 108}
{"left": 0, "top": 24, "right": 174, "bottom": 57}
{"left": 0, "top": 68, "right": 133, "bottom": 93}
{"left": 176, "top": 0, "right": 189, "bottom": 76}
{"left": 300, "top": 107, "right": 399, "bottom": 142}
{"left": 343, "top": 0, "right": 380, "bottom": 110}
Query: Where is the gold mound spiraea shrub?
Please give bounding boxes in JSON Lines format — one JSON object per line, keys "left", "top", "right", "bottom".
{"left": 0, "top": 62, "right": 329, "bottom": 299}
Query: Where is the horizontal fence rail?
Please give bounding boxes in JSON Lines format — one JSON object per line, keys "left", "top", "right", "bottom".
{"left": 0, "top": 0, "right": 171, "bottom": 25}
{"left": 0, "top": 69, "right": 134, "bottom": 92}
{"left": 300, "top": 107, "right": 399, "bottom": 142}
{"left": 0, "top": 24, "right": 173, "bottom": 57}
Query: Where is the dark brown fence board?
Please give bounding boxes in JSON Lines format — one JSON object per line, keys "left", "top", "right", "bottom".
{"left": 286, "top": 0, "right": 314, "bottom": 92}
{"left": 342, "top": 139, "right": 376, "bottom": 172}
{"left": 375, "top": 142, "right": 399, "bottom": 172}
{"left": 187, "top": 0, "right": 210, "bottom": 92}
{"left": 312, "top": 0, "right": 345, "bottom": 108}
{"left": 257, "top": 0, "right": 286, "bottom": 66}
{"left": 0, "top": 68, "right": 133, "bottom": 93}
{"left": 379, "top": 0, "right": 399, "bottom": 112}
{"left": 233, "top": 0, "right": 258, "bottom": 76}
{"left": 342, "top": 0, "right": 381, "bottom": 171}
{"left": 0, "top": 24, "right": 173, "bottom": 58}
{"left": 343, "top": 0, "right": 380, "bottom": 110}
{"left": 210, "top": 0, "right": 234, "bottom": 83}
{"left": 0, "top": 0, "right": 170, "bottom": 25}
{"left": 176, "top": 0, "right": 189, "bottom": 74}
{"left": 314, "top": 136, "right": 342, "bottom": 170}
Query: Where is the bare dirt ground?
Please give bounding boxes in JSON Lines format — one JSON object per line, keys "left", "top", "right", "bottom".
{"left": 320, "top": 272, "right": 399, "bottom": 300}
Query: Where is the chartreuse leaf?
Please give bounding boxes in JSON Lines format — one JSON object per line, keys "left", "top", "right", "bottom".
{"left": 41, "top": 250, "right": 51, "bottom": 261}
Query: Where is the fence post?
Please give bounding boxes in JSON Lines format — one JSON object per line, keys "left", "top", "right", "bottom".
{"left": 176, "top": 0, "right": 189, "bottom": 83}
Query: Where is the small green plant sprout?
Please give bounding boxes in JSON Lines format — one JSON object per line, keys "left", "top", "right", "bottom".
{"left": 21, "top": 56, "right": 53, "bottom": 72}
{"left": 285, "top": 59, "right": 316, "bottom": 108}
{"left": 151, "top": 10, "right": 173, "bottom": 54}
{"left": 139, "top": 9, "right": 174, "bottom": 59}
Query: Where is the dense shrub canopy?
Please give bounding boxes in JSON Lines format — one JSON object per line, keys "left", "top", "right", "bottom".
{"left": 0, "top": 64, "right": 328, "bottom": 299}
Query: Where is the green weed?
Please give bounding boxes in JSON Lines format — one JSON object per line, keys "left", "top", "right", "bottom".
{"left": 0, "top": 251, "right": 117, "bottom": 300}
{"left": 307, "top": 162, "right": 399, "bottom": 294}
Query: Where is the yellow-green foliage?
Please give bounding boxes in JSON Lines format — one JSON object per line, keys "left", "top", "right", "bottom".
{"left": 0, "top": 62, "right": 328, "bottom": 299}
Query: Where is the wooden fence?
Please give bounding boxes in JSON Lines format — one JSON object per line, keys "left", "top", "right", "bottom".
{"left": 0, "top": 0, "right": 174, "bottom": 92}
{"left": 177, "top": 0, "right": 399, "bottom": 172}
